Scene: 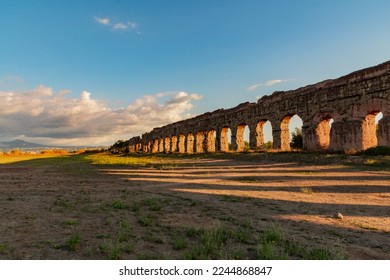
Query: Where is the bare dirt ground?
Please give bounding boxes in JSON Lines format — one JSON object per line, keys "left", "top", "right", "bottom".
{"left": 0, "top": 152, "right": 389, "bottom": 259}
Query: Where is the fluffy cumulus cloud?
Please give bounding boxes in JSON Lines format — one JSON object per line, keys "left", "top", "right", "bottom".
{"left": 247, "top": 79, "right": 294, "bottom": 91}
{"left": 0, "top": 86, "right": 202, "bottom": 146}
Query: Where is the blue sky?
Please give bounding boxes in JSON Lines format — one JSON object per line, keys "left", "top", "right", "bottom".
{"left": 1, "top": 0, "right": 390, "bottom": 146}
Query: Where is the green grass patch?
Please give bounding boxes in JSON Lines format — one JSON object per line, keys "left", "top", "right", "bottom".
{"left": 0, "top": 244, "right": 5, "bottom": 254}
{"left": 112, "top": 199, "right": 128, "bottom": 210}
{"left": 64, "top": 233, "right": 81, "bottom": 251}
{"left": 256, "top": 225, "right": 343, "bottom": 260}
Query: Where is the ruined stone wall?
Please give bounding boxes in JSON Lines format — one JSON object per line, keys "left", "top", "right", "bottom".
{"left": 126, "top": 61, "right": 390, "bottom": 153}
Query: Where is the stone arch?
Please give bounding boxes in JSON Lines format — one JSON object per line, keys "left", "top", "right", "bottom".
{"left": 186, "top": 133, "right": 195, "bottom": 153}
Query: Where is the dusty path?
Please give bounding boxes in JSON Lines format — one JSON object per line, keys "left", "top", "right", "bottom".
{"left": 0, "top": 153, "right": 389, "bottom": 259}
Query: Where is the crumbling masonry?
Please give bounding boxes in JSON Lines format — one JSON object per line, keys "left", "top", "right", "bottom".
{"left": 124, "top": 61, "right": 390, "bottom": 153}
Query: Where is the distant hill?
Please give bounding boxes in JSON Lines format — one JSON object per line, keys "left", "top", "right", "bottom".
{"left": 0, "top": 140, "right": 46, "bottom": 149}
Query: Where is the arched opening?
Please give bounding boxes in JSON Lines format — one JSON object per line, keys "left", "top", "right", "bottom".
{"left": 220, "top": 127, "right": 232, "bottom": 152}
{"left": 195, "top": 131, "right": 204, "bottom": 153}
{"left": 186, "top": 133, "right": 194, "bottom": 153}
{"left": 164, "top": 137, "right": 171, "bottom": 153}
{"left": 178, "top": 134, "right": 186, "bottom": 153}
{"left": 236, "top": 124, "right": 249, "bottom": 152}
{"left": 171, "top": 136, "right": 178, "bottom": 153}
{"left": 362, "top": 111, "right": 383, "bottom": 150}
{"left": 280, "top": 114, "right": 303, "bottom": 151}
{"left": 289, "top": 115, "right": 303, "bottom": 150}
{"left": 256, "top": 120, "right": 273, "bottom": 150}
{"left": 206, "top": 130, "right": 216, "bottom": 153}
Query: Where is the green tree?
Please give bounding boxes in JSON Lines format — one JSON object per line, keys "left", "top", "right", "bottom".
{"left": 290, "top": 128, "right": 303, "bottom": 149}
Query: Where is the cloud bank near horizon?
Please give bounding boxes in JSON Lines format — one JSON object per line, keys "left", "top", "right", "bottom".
{"left": 0, "top": 86, "right": 201, "bottom": 146}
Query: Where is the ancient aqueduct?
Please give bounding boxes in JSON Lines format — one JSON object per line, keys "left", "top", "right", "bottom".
{"left": 124, "top": 61, "right": 390, "bottom": 154}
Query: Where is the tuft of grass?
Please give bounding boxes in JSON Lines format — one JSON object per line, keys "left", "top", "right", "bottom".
{"left": 99, "top": 242, "right": 122, "bottom": 260}
{"left": 143, "top": 232, "right": 164, "bottom": 244}
{"left": 117, "top": 221, "right": 134, "bottom": 242}
{"left": 137, "top": 214, "right": 154, "bottom": 227}
{"left": 64, "top": 233, "right": 81, "bottom": 251}
{"left": 143, "top": 197, "right": 162, "bottom": 211}
{"left": 184, "top": 227, "right": 231, "bottom": 259}
{"left": 172, "top": 231, "right": 188, "bottom": 250}
{"left": 53, "top": 197, "right": 71, "bottom": 208}
{"left": 64, "top": 219, "right": 78, "bottom": 226}
{"left": 112, "top": 200, "right": 128, "bottom": 210}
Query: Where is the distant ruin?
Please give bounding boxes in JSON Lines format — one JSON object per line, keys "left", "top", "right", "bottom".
{"left": 117, "top": 61, "right": 390, "bottom": 153}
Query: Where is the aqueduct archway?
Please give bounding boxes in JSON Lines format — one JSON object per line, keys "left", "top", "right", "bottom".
{"left": 123, "top": 61, "right": 390, "bottom": 153}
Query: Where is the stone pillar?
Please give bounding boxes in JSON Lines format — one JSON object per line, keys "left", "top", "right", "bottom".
{"left": 249, "top": 123, "right": 257, "bottom": 150}
{"left": 255, "top": 122, "right": 265, "bottom": 149}
{"left": 158, "top": 138, "right": 164, "bottom": 153}
{"left": 236, "top": 125, "right": 245, "bottom": 152}
{"left": 171, "top": 136, "right": 178, "bottom": 153}
{"left": 304, "top": 120, "right": 332, "bottom": 151}
{"left": 186, "top": 134, "right": 195, "bottom": 154}
{"left": 271, "top": 121, "right": 281, "bottom": 150}
{"left": 178, "top": 134, "right": 186, "bottom": 153}
{"left": 230, "top": 127, "right": 238, "bottom": 151}
{"left": 215, "top": 129, "right": 221, "bottom": 152}
{"left": 280, "top": 120, "right": 291, "bottom": 151}
{"left": 164, "top": 137, "right": 171, "bottom": 153}
{"left": 152, "top": 139, "right": 159, "bottom": 153}
{"left": 362, "top": 114, "right": 377, "bottom": 150}
{"left": 330, "top": 120, "right": 364, "bottom": 152}
{"left": 195, "top": 132, "right": 204, "bottom": 153}
{"left": 206, "top": 130, "right": 216, "bottom": 153}
{"left": 219, "top": 127, "right": 229, "bottom": 152}
{"left": 378, "top": 116, "right": 390, "bottom": 147}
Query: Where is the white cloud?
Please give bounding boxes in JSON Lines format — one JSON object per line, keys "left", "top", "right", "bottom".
{"left": 112, "top": 22, "right": 127, "bottom": 30}
{"left": 0, "top": 86, "right": 202, "bottom": 146}
{"left": 247, "top": 79, "right": 293, "bottom": 91}
{"left": 112, "top": 21, "right": 137, "bottom": 31}
{"left": 94, "top": 17, "right": 110, "bottom": 25}
{"left": 95, "top": 16, "right": 138, "bottom": 32}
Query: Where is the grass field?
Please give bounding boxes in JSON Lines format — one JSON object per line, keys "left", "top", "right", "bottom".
{"left": 0, "top": 151, "right": 389, "bottom": 259}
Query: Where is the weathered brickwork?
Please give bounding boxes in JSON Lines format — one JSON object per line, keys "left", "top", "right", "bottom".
{"left": 126, "top": 61, "right": 390, "bottom": 153}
